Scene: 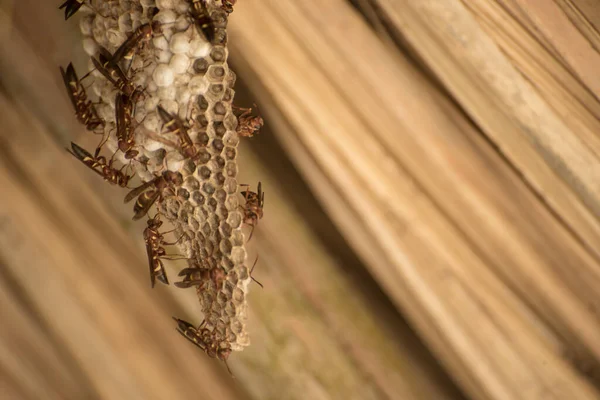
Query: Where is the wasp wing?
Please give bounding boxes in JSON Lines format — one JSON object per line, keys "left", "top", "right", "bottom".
{"left": 124, "top": 179, "right": 156, "bottom": 203}
{"left": 59, "top": 63, "right": 81, "bottom": 110}
{"left": 132, "top": 189, "right": 161, "bottom": 220}
{"left": 59, "top": 0, "right": 83, "bottom": 20}
{"left": 66, "top": 143, "right": 105, "bottom": 179}
{"left": 173, "top": 317, "right": 206, "bottom": 350}
{"left": 115, "top": 94, "right": 128, "bottom": 141}
{"left": 153, "top": 258, "right": 169, "bottom": 286}
{"left": 111, "top": 25, "right": 148, "bottom": 65}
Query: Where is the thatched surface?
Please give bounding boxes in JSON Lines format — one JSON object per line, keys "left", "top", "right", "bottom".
{"left": 1, "top": 0, "right": 600, "bottom": 399}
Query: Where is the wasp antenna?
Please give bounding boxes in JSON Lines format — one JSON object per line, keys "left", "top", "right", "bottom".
{"left": 109, "top": 148, "right": 119, "bottom": 163}
{"left": 95, "top": 133, "right": 109, "bottom": 157}
{"left": 251, "top": 276, "right": 263, "bottom": 289}
{"left": 79, "top": 66, "right": 97, "bottom": 83}
{"left": 249, "top": 256, "right": 263, "bottom": 288}
{"left": 250, "top": 255, "right": 259, "bottom": 273}
{"left": 162, "top": 256, "right": 189, "bottom": 261}
{"left": 162, "top": 233, "right": 186, "bottom": 246}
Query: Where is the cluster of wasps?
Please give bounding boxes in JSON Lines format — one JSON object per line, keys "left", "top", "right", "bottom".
{"left": 59, "top": 0, "right": 264, "bottom": 375}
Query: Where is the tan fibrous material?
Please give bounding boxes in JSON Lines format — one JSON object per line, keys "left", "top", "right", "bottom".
{"left": 79, "top": 0, "right": 250, "bottom": 350}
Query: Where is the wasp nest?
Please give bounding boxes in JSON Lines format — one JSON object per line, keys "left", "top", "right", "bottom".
{"left": 70, "top": 0, "right": 252, "bottom": 353}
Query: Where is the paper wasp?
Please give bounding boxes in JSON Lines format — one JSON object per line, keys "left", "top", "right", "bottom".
{"left": 67, "top": 142, "right": 132, "bottom": 187}
{"left": 188, "top": 0, "right": 216, "bottom": 43}
{"left": 174, "top": 264, "right": 226, "bottom": 291}
{"left": 143, "top": 214, "right": 185, "bottom": 287}
{"left": 234, "top": 105, "right": 264, "bottom": 138}
{"left": 221, "top": 0, "right": 236, "bottom": 14}
{"left": 91, "top": 48, "right": 143, "bottom": 102}
{"left": 60, "top": 63, "right": 104, "bottom": 132}
{"left": 174, "top": 245, "right": 225, "bottom": 290}
{"left": 124, "top": 171, "right": 183, "bottom": 221}
{"left": 115, "top": 93, "right": 139, "bottom": 159}
{"left": 172, "top": 317, "right": 233, "bottom": 375}
{"left": 240, "top": 182, "right": 264, "bottom": 240}
{"left": 109, "top": 21, "right": 162, "bottom": 66}
{"left": 157, "top": 105, "right": 202, "bottom": 160}
{"left": 173, "top": 317, "right": 207, "bottom": 350}
{"left": 175, "top": 254, "right": 262, "bottom": 289}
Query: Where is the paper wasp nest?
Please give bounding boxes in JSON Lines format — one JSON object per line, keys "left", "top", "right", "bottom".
{"left": 80, "top": 0, "right": 250, "bottom": 350}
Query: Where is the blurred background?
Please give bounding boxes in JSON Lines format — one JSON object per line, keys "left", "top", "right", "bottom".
{"left": 2, "top": 0, "right": 600, "bottom": 399}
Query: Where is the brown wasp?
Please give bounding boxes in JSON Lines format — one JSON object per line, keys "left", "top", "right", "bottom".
{"left": 157, "top": 105, "right": 202, "bottom": 160}
{"left": 175, "top": 264, "right": 226, "bottom": 291}
{"left": 175, "top": 255, "right": 262, "bottom": 289}
{"left": 234, "top": 105, "right": 264, "bottom": 138}
{"left": 221, "top": 0, "right": 236, "bottom": 14}
{"left": 172, "top": 317, "right": 233, "bottom": 375}
{"left": 173, "top": 317, "right": 207, "bottom": 350}
{"left": 143, "top": 214, "right": 185, "bottom": 287}
{"left": 188, "top": 0, "right": 216, "bottom": 43}
{"left": 240, "top": 182, "right": 265, "bottom": 240}
{"left": 91, "top": 48, "right": 143, "bottom": 102}
{"left": 115, "top": 93, "right": 139, "bottom": 159}
{"left": 60, "top": 63, "right": 104, "bottom": 132}
{"left": 175, "top": 245, "right": 225, "bottom": 290}
{"left": 67, "top": 142, "right": 132, "bottom": 187}
{"left": 109, "top": 21, "right": 162, "bottom": 66}
{"left": 124, "top": 171, "right": 184, "bottom": 221}
{"left": 59, "top": 0, "right": 84, "bottom": 20}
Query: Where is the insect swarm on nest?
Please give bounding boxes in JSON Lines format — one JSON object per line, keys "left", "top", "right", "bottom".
{"left": 58, "top": 0, "right": 259, "bottom": 364}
